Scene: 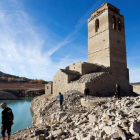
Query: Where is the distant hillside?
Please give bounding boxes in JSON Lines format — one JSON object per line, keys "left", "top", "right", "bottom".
{"left": 0, "top": 71, "right": 29, "bottom": 79}
{"left": 0, "top": 71, "right": 47, "bottom": 84}
{"left": 0, "top": 71, "right": 20, "bottom": 78}
{"left": 0, "top": 71, "right": 31, "bottom": 83}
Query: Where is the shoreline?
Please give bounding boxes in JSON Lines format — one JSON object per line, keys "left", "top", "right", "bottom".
{"left": 0, "top": 83, "right": 45, "bottom": 100}
{"left": 0, "top": 89, "right": 45, "bottom": 100}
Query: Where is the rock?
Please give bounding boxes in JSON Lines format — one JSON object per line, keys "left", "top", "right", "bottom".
{"left": 51, "top": 129, "right": 62, "bottom": 136}
{"left": 28, "top": 134, "right": 34, "bottom": 139}
{"left": 23, "top": 134, "right": 28, "bottom": 138}
{"left": 103, "top": 126, "right": 113, "bottom": 135}
{"left": 102, "top": 114, "right": 111, "bottom": 121}
{"left": 131, "top": 134, "right": 140, "bottom": 140}
{"left": 99, "top": 123, "right": 105, "bottom": 130}
{"left": 76, "top": 133, "right": 85, "bottom": 140}
{"left": 114, "top": 127, "right": 127, "bottom": 140}
{"left": 107, "top": 108, "right": 116, "bottom": 116}
{"left": 74, "top": 128, "right": 80, "bottom": 132}
{"left": 112, "top": 132, "right": 121, "bottom": 139}
{"left": 65, "top": 136, "right": 76, "bottom": 140}
{"left": 99, "top": 130, "right": 106, "bottom": 137}
{"left": 77, "top": 118, "right": 88, "bottom": 125}
{"left": 121, "top": 122, "right": 129, "bottom": 131}
{"left": 10, "top": 91, "right": 140, "bottom": 140}
{"left": 88, "top": 114, "right": 98, "bottom": 123}
{"left": 129, "top": 120, "right": 140, "bottom": 135}
{"left": 34, "top": 134, "right": 45, "bottom": 140}
{"left": 81, "top": 133, "right": 94, "bottom": 140}
{"left": 60, "top": 114, "right": 69, "bottom": 123}
{"left": 45, "top": 132, "right": 54, "bottom": 140}
{"left": 0, "top": 91, "right": 18, "bottom": 99}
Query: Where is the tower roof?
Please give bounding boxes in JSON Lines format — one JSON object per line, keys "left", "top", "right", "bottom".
{"left": 88, "top": 3, "right": 122, "bottom": 23}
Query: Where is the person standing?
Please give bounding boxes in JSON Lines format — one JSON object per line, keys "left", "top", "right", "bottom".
{"left": 58, "top": 92, "right": 64, "bottom": 111}
{"left": 1, "top": 102, "right": 14, "bottom": 140}
{"left": 115, "top": 84, "right": 121, "bottom": 99}
{"left": 84, "top": 87, "right": 90, "bottom": 101}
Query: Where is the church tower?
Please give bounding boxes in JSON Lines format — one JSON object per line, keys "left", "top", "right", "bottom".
{"left": 88, "top": 3, "right": 129, "bottom": 91}
{"left": 88, "top": 3, "right": 127, "bottom": 69}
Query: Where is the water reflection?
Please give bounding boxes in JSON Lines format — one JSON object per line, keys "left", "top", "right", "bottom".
{"left": 0, "top": 97, "right": 33, "bottom": 136}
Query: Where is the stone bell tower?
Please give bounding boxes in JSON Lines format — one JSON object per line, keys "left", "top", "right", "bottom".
{"left": 88, "top": 3, "right": 127, "bottom": 68}
{"left": 88, "top": 3, "right": 129, "bottom": 92}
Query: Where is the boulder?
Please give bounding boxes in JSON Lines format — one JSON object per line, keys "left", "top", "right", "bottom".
{"left": 65, "top": 137, "right": 76, "bottom": 140}
{"left": 88, "top": 114, "right": 98, "bottom": 123}
{"left": 114, "top": 127, "right": 127, "bottom": 140}
{"left": 81, "top": 133, "right": 94, "bottom": 140}
{"left": 129, "top": 120, "right": 140, "bottom": 135}
{"left": 103, "top": 126, "right": 113, "bottom": 135}
{"left": 51, "top": 129, "right": 62, "bottom": 136}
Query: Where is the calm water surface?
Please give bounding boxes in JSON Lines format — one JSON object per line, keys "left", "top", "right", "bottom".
{"left": 0, "top": 97, "right": 33, "bottom": 136}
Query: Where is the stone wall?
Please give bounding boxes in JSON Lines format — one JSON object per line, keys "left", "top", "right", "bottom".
{"left": 45, "top": 82, "right": 53, "bottom": 95}
{"left": 86, "top": 72, "right": 129, "bottom": 96}
{"left": 53, "top": 70, "right": 68, "bottom": 97}
{"left": 66, "top": 62, "right": 107, "bottom": 75}
{"left": 67, "top": 82, "right": 85, "bottom": 94}
{"left": 132, "top": 84, "right": 140, "bottom": 95}
{"left": 66, "top": 62, "right": 82, "bottom": 74}
{"left": 82, "top": 62, "right": 99, "bottom": 74}
{"left": 51, "top": 66, "right": 130, "bottom": 97}
{"left": 88, "top": 10, "right": 110, "bottom": 67}
{"left": 53, "top": 69, "right": 82, "bottom": 96}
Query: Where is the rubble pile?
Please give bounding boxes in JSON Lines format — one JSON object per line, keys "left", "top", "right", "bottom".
{"left": 10, "top": 91, "right": 140, "bottom": 140}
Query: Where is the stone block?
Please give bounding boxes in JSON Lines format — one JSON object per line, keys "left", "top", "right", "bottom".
{"left": 51, "top": 129, "right": 62, "bottom": 136}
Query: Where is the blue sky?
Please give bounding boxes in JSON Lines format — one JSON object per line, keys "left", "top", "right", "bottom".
{"left": 0, "top": 0, "right": 139, "bottom": 82}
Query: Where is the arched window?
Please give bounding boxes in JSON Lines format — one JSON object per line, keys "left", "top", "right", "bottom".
{"left": 118, "top": 18, "right": 121, "bottom": 31}
{"left": 95, "top": 19, "right": 99, "bottom": 32}
{"left": 112, "top": 16, "right": 116, "bottom": 30}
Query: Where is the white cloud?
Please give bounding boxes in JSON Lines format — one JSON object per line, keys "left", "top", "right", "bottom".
{"left": 0, "top": 0, "right": 100, "bottom": 80}
{"left": 0, "top": 1, "right": 84, "bottom": 80}
{"left": 0, "top": 0, "right": 58, "bottom": 80}
{"left": 48, "top": 0, "right": 102, "bottom": 56}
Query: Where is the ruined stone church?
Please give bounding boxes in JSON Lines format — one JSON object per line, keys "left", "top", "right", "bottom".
{"left": 45, "top": 3, "right": 130, "bottom": 97}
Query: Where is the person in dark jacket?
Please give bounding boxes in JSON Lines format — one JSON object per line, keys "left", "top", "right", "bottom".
{"left": 115, "top": 84, "right": 121, "bottom": 99}
{"left": 1, "top": 102, "right": 14, "bottom": 140}
{"left": 84, "top": 87, "right": 90, "bottom": 101}
{"left": 58, "top": 92, "right": 64, "bottom": 111}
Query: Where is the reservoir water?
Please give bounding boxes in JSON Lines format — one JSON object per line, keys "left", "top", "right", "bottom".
{"left": 0, "top": 97, "right": 33, "bottom": 136}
